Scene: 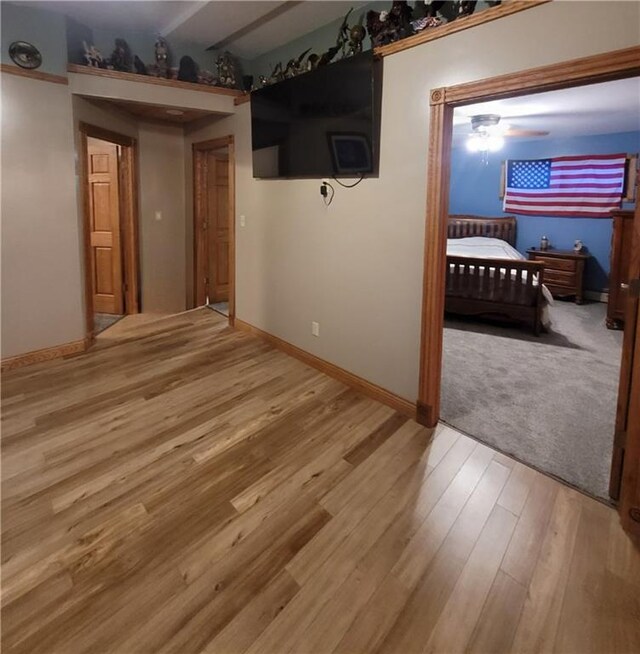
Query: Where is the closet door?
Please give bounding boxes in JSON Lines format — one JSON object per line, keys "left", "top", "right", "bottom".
{"left": 87, "top": 137, "right": 123, "bottom": 315}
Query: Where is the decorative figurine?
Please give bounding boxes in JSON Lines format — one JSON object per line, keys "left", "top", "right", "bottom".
{"left": 411, "top": 15, "right": 442, "bottom": 32}
{"left": 283, "top": 47, "right": 311, "bottom": 78}
{"left": 306, "top": 53, "right": 320, "bottom": 71}
{"left": 540, "top": 235, "right": 550, "bottom": 251}
{"left": 337, "top": 8, "right": 353, "bottom": 58}
{"left": 198, "top": 68, "right": 217, "bottom": 85}
{"left": 317, "top": 41, "right": 341, "bottom": 67}
{"left": 367, "top": 2, "right": 414, "bottom": 48}
{"left": 177, "top": 55, "right": 199, "bottom": 83}
{"left": 109, "top": 38, "right": 132, "bottom": 72}
{"left": 574, "top": 239, "right": 584, "bottom": 253}
{"left": 267, "top": 61, "right": 284, "bottom": 85}
{"left": 346, "top": 15, "right": 366, "bottom": 56}
{"left": 412, "top": 0, "right": 445, "bottom": 30}
{"left": 366, "top": 10, "right": 389, "bottom": 48}
{"left": 454, "top": 1, "right": 478, "bottom": 19}
{"left": 133, "top": 55, "right": 147, "bottom": 75}
{"left": 242, "top": 74, "right": 254, "bottom": 92}
{"left": 155, "top": 37, "right": 169, "bottom": 78}
{"left": 389, "top": 1, "right": 415, "bottom": 39}
{"left": 83, "top": 41, "right": 105, "bottom": 68}
{"left": 427, "top": 1, "right": 447, "bottom": 17}
{"left": 216, "top": 51, "right": 237, "bottom": 88}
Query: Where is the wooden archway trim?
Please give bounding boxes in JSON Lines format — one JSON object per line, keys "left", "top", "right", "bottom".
{"left": 418, "top": 44, "right": 640, "bottom": 425}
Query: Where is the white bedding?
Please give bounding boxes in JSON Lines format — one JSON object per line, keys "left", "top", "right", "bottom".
{"left": 446, "top": 236, "right": 554, "bottom": 326}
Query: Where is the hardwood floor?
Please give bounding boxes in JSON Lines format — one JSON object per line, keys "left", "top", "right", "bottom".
{"left": 2, "top": 309, "right": 639, "bottom": 653}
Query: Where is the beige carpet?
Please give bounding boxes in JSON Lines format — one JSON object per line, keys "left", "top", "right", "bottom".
{"left": 441, "top": 301, "right": 623, "bottom": 501}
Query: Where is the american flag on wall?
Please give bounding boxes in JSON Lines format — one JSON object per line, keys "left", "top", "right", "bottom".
{"left": 503, "top": 153, "right": 627, "bottom": 218}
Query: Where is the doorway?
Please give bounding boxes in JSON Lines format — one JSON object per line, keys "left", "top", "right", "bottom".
{"left": 440, "top": 81, "right": 638, "bottom": 501}
{"left": 193, "top": 135, "right": 236, "bottom": 324}
{"left": 80, "top": 123, "right": 140, "bottom": 341}
{"left": 417, "top": 46, "right": 640, "bottom": 535}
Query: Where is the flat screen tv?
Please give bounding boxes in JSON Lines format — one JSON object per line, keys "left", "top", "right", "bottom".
{"left": 251, "top": 51, "right": 382, "bottom": 179}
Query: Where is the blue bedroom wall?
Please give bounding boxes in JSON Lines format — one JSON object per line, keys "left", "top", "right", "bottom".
{"left": 449, "top": 130, "right": 639, "bottom": 292}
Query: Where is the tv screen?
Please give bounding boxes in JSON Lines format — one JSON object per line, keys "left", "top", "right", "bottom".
{"left": 251, "top": 51, "right": 382, "bottom": 179}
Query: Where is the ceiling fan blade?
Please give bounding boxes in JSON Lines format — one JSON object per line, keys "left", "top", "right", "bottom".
{"left": 503, "top": 128, "right": 549, "bottom": 137}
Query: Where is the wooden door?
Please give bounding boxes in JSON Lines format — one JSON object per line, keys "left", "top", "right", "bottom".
{"left": 617, "top": 199, "right": 640, "bottom": 536}
{"left": 206, "top": 152, "right": 230, "bottom": 303}
{"left": 87, "top": 137, "right": 123, "bottom": 315}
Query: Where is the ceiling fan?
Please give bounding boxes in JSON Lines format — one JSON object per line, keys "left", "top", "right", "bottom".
{"left": 470, "top": 114, "right": 549, "bottom": 138}
{"left": 466, "top": 114, "right": 549, "bottom": 158}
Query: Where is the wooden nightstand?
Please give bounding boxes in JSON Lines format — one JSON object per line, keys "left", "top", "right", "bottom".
{"left": 527, "top": 248, "right": 590, "bottom": 304}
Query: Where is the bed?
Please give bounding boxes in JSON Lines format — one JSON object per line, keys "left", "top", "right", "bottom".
{"left": 445, "top": 215, "right": 552, "bottom": 335}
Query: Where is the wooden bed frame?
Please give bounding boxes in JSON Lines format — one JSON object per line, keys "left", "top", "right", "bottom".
{"left": 446, "top": 215, "right": 546, "bottom": 334}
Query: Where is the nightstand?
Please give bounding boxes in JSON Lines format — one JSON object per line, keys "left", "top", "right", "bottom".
{"left": 526, "top": 249, "right": 590, "bottom": 304}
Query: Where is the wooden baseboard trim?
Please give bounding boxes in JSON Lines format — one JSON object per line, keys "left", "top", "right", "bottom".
{"left": 234, "top": 319, "right": 417, "bottom": 419}
{"left": 0, "top": 63, "right": 68, "bottom": 85}
{"left": 2, "top": 338, "right": 88, "bottom": 371}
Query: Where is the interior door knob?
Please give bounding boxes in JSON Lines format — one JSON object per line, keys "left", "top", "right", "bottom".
{"left": 620, "top": 283, "right": 629, "bottom": 289}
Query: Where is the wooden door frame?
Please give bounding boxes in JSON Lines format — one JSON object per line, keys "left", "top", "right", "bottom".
{"left": 612, "top": 201, "right": 640, "bottom": 543}
{"left": 417, "top": 44, "right": 640, "bottom": 427}
{"left": 418, "top": 47, "right": 640, "bottom": 531}
{"left": 79, "top": 122, "right": 140, "bottom": 343}
{"left": 193, "top": 135, "right": 236, "bottom": 326}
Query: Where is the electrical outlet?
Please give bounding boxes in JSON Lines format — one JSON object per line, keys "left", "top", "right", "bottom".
{"left": 155, "top": 211, "right": 162, "bottom": 221}
{"left": 240, "top": 214, "right": 246, "bottom": 227}
{"left": 311, "top": 321, "right": 320, "bottom": 337}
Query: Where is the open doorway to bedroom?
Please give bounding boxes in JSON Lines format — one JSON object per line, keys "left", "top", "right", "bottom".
{"left": 80, "top": 123, "right": 140, "bottom": 340}
{"left": 438, "top": 77, "right": 639, "bottom": 501}
{"left": 193, "top": 136, "right": 236, "bottom": 323}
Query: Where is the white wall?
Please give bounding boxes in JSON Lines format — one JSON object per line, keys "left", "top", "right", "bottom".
{"left": 139, "top": 122, "right": 187, "bottom": 314}
{"left": 1, "top": 75, "right": 85, "bottom": 357}
{"left": 72, "top": 99, "right": 188, "bottom": 316}
{"left": 185, "top": 1, "right": 640, "bottom": 402}
{"left": 1, "top": 79, "right": 194, "bottom": 361}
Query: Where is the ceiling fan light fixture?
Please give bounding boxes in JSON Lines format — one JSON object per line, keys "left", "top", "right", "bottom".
{"left": 466, "top": 133, "right": 504, "bottom": 153}
{"left": 470, "top": 113, "right": 501, "bottom": 132}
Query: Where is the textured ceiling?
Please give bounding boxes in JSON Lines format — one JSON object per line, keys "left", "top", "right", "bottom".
{"left": 453, "top": 77, "right": 640, "bottom": 142}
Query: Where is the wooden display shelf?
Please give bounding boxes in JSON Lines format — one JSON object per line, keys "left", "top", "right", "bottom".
{"left": 373, "top": 1, "right": 549, "bottom": 58}
{"left": 67, "top": 64, "right": 243, "bottom": 98}
{"left": 0, "top": 63, "right": 68, "bottom": 85}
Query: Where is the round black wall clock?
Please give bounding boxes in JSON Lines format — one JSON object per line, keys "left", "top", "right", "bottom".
{"left": 8, "top": 41, "right": 42, "bottom": 69}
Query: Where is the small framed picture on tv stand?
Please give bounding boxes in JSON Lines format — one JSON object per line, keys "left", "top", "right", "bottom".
{"left": 328, "top": 133, "right": 372, "bottom": 175}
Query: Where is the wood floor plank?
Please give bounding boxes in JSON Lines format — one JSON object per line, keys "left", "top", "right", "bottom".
{"left": 510, "top": 485, "right": 583, "bottom": 653}
{"left": 422, "top": 505, "right": 518, "bottom": 654}
{"left": 554, "top": 495, "right": 640, "bottom": 654}
{"left": 497, "top": 460, "right": 538, "bottom": 516}
{"left": 376, "top": 459, "right": 512, "bottom": 654}
{"left": 285, "top": 427, "right": 465, "bottom": 587}
{"left": 330, "top": 443, "right": 496, "bottom": 654}
{"left": 466, "top": 570, "right": 528, "bottom": 654}
{"left": 500, "top": 472, "right": 559, "bottom": 586}
{"left": 2, "top": 309, "right": 638, "bottom": 654}
{"left": 202, "top": 570, "right": 300, "bottom": 654}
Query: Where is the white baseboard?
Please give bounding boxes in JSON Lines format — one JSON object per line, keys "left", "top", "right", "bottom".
{"left": 584, "top": 290, "right": 609, "bottom": 303}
